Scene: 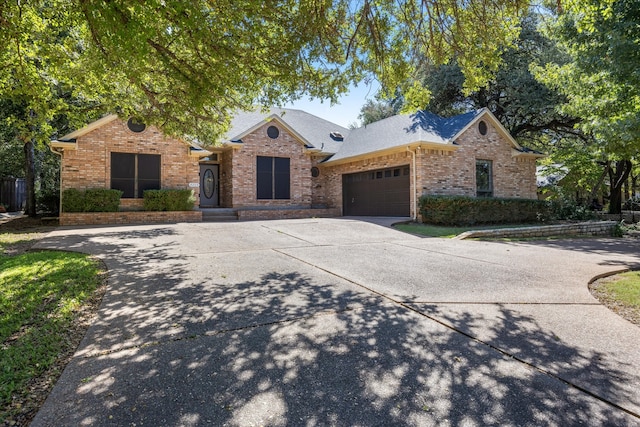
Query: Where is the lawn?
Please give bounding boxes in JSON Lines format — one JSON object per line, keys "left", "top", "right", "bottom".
{"left": 590, "top": 271, "right": 640, "bottom": 327}
{"left": 604, "top": 271, "right": 640, "bottom": 309}
{"left": 0, "top": 232, "right": 104, "bottom": 425}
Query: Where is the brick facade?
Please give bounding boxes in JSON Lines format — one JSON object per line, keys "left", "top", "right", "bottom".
{"left": 60, "top": 211, "right": 202, "bottom": 226}
{"left": 227, "top": 122, "right": 314, "bottom": 208}
{"left": 59, "top": 118, "right": 200, "bottom": 207}
{"left": 442, "top": 121, "right": 538, "bottom": 199}
{"left": 319, "top": 118, "right": 538, "bottom": 218}
{"left": 57, "top": 112, "right": 539, "bottom": 224}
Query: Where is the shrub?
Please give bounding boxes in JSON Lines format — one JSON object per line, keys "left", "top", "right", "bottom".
{"left": 143, "top": 189, "right": 195, "bottom": 211}
{"left": 61, "top": 188, "right": 85, "bottom": 213}
{"left": 84, "top": 189, "right": 122, "bottom": 212}
{"left": 419, "top": 195, "right": 550, "bottom": 226}
{"left": 546, "top": 193, "right": 597, "bottom": 221}
{"left": 623, "top": 197, "right": 640, "bottom": 211}
{"left": 62, "top": 188, "right": 122, "bottom": 212}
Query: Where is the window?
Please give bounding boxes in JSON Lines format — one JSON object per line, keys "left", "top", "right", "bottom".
{"left": 127, "top": 118, "right": 146, "bottom": 133}
{"left": 267, "top": 126, "right": 280, "bottom": 139}
{"left": 478, "top": 120, "right": 488, "bottom": 135}
{"left": 476, "top": 159, "right": 493, "bottom": 197}
{"left": 111, "top": 152, "right": 161, "bottom": 198}
{"left": 257, "top": 156, "right": 290, "bottom": 199}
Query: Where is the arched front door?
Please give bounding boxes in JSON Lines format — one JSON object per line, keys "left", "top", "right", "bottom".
{"left": 199, "top": 164, "right": 219, "bottom": 207}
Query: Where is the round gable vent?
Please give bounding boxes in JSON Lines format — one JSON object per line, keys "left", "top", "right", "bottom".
{"left": 127, "top": 118, "right": 146, "bottom": 133}
{"left": 267, "top": 125, "right": 280, "bottom": 139}
{"left": 478, "top": 120, "right": 488, "bottom": 136}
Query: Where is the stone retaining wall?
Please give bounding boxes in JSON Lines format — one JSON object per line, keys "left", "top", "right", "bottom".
{"left": 238, "top": 208, "right": 340, "bottom": 221}
{"left": 454, "top": 221, "right": 618, "bottom": 240}
{"left": 598, "top": 211, "right": 639, "bottom": 223}
{"left": 60, "top": 211, "right": 202, "bottom": 226}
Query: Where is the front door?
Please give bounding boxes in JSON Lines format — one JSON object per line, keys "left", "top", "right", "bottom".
{"left": 199, "top": 164, "right": 219, "bottom": 207}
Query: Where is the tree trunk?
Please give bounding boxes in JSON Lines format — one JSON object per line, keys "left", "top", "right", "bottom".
{"left": 23, "top": 139, "right": 37, "bottom": 216}
{"left": 608, "top": 160, "right": 633, "bottom": 214}
{"left": 588, "top": 163, "right": 609, "bottom": 208}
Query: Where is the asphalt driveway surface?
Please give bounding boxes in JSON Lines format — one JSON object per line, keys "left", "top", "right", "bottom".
{"left": 31, "top": 218, "right": 640, "bottom": 426}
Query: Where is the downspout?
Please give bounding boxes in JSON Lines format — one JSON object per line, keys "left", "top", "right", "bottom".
{"left": 408, "top": 146, "right": 418, "bottom": 221}
{"left": 49, "top": 145, "right": 63, "bottom": 217}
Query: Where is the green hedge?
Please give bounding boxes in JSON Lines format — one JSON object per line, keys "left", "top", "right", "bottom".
{"left": 62, "top": 188, "right": 122, "bottom": 212}
{"left": 419, "top": 195, "right": 550, "bottom": 226}
{"left": 143, "top": 189, "right": 195, "bottom": 211}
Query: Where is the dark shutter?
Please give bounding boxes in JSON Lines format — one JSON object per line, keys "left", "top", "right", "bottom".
{"left": 256, "top": 156, "right": 273, "bottom": 199}
{"left": 273, "top": 157, "right": 290, "bottom": 199}
{"left": 111, "top": 153, "right": 135, "bottom": 198}
{"left": 137, "top": 154, "right": 161, "bottom": 197}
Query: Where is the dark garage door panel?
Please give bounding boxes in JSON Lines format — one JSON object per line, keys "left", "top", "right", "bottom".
{"left": 343, "top": 166, "right": 410, "bottom": 216}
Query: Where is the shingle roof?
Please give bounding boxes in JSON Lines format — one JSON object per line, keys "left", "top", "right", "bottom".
{"left": 225, "top": 108, "right": 350, "bottom": 154}
{"left": 324, "top": 109, "right": 484, "bottom": 163}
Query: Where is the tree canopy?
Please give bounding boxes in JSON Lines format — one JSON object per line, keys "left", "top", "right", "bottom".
{"left": 534, "top": 0, "right": 640, "bottom": 212}
{"left": 1, "top": 0, "right": 529, "bottom": 143}
{"left": 536, "top": 0, "right": 640, "bottom": 159}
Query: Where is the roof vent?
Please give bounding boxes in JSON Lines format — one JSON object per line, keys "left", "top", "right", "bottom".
{"left": 330, "top": 131, "right": 344, "bottom": 141}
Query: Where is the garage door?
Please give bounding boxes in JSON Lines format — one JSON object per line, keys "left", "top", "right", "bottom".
{"left": 343, "top": 165, "right": 410, "bottom": 216}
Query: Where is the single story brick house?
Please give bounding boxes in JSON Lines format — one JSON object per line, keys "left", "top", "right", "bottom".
{"left": 51, "top": 107, "right": 543, "bottom": 223}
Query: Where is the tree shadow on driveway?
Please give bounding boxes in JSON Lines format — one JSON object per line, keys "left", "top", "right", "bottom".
{"left": 33, "top": 276, "right": 639, "bottom": 425}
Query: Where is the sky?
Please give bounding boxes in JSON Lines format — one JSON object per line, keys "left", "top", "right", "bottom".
{"left": 285, "top": 81, "right": 381, "bottom": 129}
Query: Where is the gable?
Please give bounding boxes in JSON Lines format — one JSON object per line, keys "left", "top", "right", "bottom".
{"left": 51, "top": 115, "right": 211, "bottom": 158}
{"left": 224, "top": 108, "right": 348, "bottom": 155}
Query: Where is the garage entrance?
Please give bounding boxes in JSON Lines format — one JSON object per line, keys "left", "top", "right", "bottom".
{"left": 342, "top": 165, "right": 410, "bottom": 216}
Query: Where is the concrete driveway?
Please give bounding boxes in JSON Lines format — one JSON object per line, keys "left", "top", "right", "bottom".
{"left": 31, "top": 218, "right": 640, "bottom": 426}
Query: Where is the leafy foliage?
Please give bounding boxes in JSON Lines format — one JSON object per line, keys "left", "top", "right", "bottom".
{"left": 419, "top": 195, "right": 548, "bottom": 226}
{"left": 1, "top": 1, "right": 530, "bottom": 215}
{"left": 2, "top": 0, "right": 528, "bottom": 144}
{"left": 535, "top": 0, "right": 640, "bottom": 213}
{"left": 545, "top": 190, "right": 597, "bottom": 221}
{"left": 418, "top": 14, "right": 581, "bottom": 150}
{"left": 61, "top": 188, "right": 122, "bottom": 212}
{"left": 143, "top": 189, "right": 195, "bottom": 211}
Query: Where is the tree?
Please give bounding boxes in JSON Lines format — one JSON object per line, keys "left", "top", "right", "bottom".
{"left": 535, "top": 0, "right": 640, "bottom": 213}
{"left": 62, "top": 0, "right": 529, "bottom": 141}
{"left": 1, "top": 0, "right": 530, "bottom": 215}
{"left": 417, "top": 14, "right": 582, "bottom": 150}
{"left": 0, "top": 1, "right": 93, "bottom": 215}
{"left": 357, "top": 92, "right": 404, "bottom": 126}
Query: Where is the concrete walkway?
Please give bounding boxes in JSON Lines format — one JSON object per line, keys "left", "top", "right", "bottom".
{"left": 31, "top": 218, "right": 640, "bottom": 426}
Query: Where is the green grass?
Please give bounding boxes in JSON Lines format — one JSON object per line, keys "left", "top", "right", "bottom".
{"left": 601, "top": 271, "right": 640, "bottom": 309}
{"left": 0, "top": 233, "right": 103, "bottom": 422}
{"left": 393, "top": 223, "right": 538, "bottom": 238}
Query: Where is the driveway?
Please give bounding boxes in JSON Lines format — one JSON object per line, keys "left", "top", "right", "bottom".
{"left": 31, "top": 218, "right": 640, "bottom": 426}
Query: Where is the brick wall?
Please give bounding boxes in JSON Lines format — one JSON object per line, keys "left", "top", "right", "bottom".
{"left": 450, "top": 121, "right": 538, "bottom": 199}
{"left": 60, "top": 118, "right": 200, "bottom": 208}
{"left": 219, "top": 150, "right": 234, "bottom": 207}
{"left": 229, "top": 122, "right": 314, "bottom": 207}
{"left": 237, "top": 207, "right": 340, "bottom": 221}
{"left": 320, "top": 117, "right": 538, "bottom": 217}
{"left": 60, "top": 211, "right": 202, "bottom": 226}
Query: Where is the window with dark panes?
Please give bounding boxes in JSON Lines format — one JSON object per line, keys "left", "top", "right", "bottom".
{"left": 111, "top": 152, "right": 161, "bottom": 198}
{"left": 137, "top": 154, "right": 161, "bottom": 197}
{"left": 476, "top": 159, "right": 493, "bottom": 197}
{"left": 256, "top": 156, "right": 290, "bottom": 199}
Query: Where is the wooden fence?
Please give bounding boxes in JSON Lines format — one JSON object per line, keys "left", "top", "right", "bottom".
{"left": 0, "top": 177, "right": 26, "bottom": 212}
